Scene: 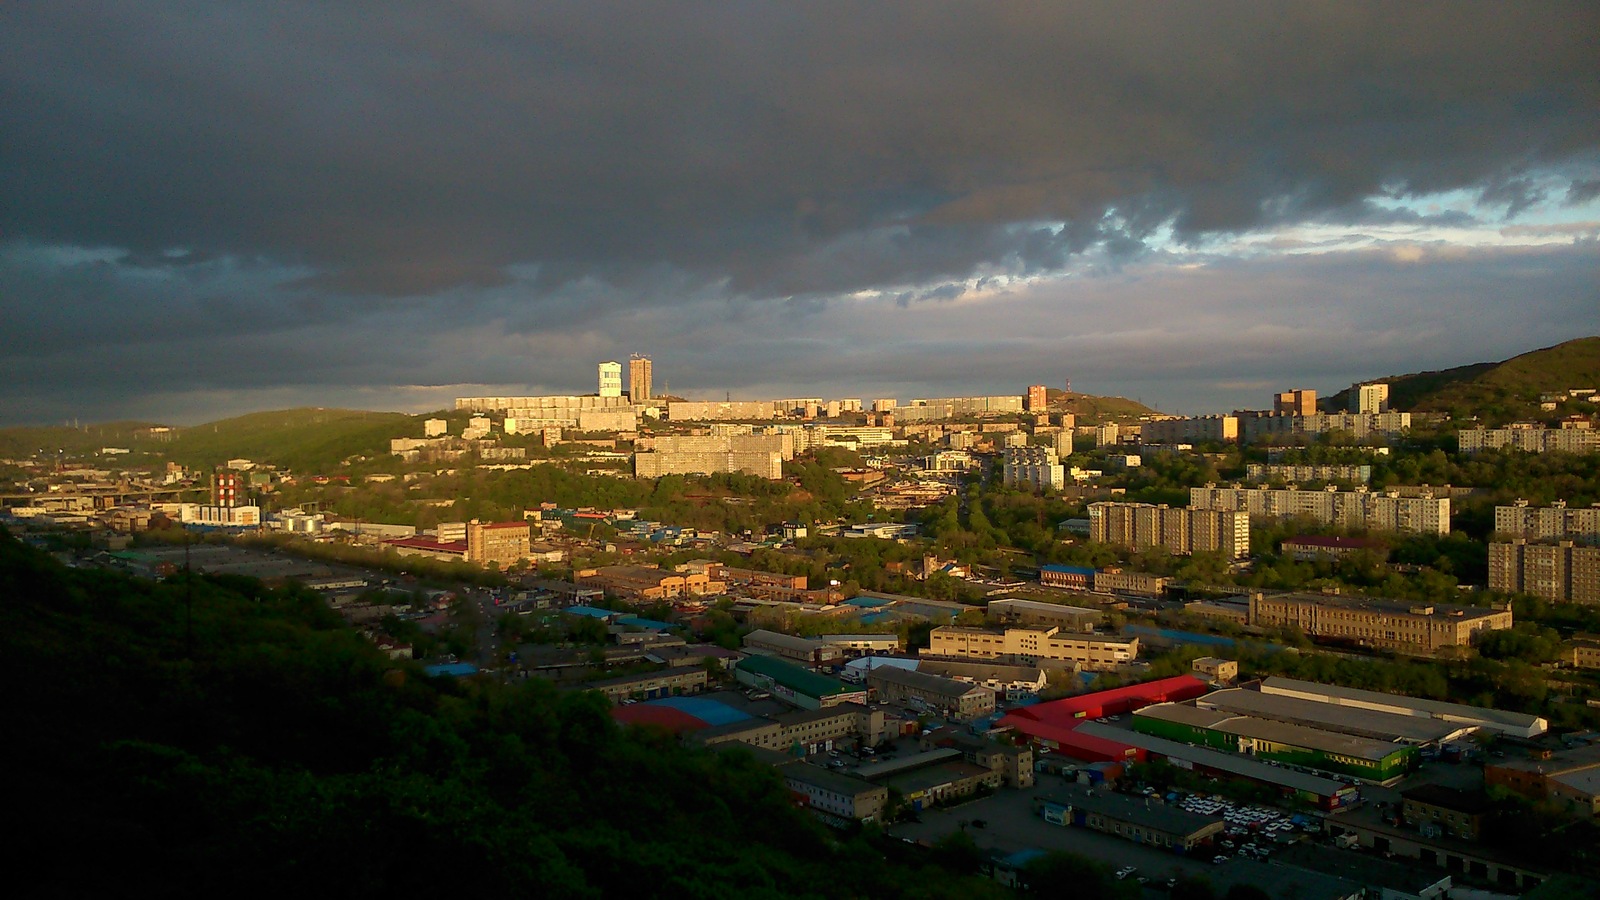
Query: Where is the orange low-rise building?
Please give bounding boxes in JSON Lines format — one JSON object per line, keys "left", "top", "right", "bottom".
{"left": 466, "top": 519, "right": 532, "bottom": 567}
{"left": 578, "top": 565, "right": 714, "bottom": 602}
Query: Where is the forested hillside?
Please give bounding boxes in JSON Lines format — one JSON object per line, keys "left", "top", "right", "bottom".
{"left": 1325, "top": 336, "right": 1600, "bottom": 424}
{"left": 0, "top": 529, "right": 1011, "bottom": 898}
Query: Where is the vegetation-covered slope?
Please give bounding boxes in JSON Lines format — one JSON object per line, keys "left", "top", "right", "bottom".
{"left": 157, "top": 407, "right": 422, "bottom": 470}
{"left": 1326, "top": 336, "right": 1600, "bottom": 424}
{"left": 0, "top": 420, "right": 165, "bottom": 459}
{"left": 0, "top": 529, "right": 1012, "bottom": 899}
{"left": 1046, "top": 390, "right": 1159, "bottom": 421}
{"left": 0, "top": 407, "right": 428, "bottom": 471}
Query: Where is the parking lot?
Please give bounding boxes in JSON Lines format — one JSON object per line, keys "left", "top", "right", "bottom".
{"left": 886, "top": 779, "right": 1217, "bottom": 886}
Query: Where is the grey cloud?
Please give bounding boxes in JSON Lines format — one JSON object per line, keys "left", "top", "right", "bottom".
{"left": 1479, "top": 177, "right": 1548, "bottom": 219}
{"left": 3, "top": 2, "right": 1599, "bottom": 423}
{"left": 4, "top": 2, "right": 1597, "bottom": 301}
{"left": 1568, "top": 179, "right": 1600, "bottom": 206}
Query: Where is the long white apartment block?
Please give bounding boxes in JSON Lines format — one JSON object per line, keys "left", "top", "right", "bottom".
{"left": 1190, "top": 485, "right": 1449, "bottom": 536}
{"left": 1495, "top": 500, "right": 1600, "bottom": 541}
{"left": 1459, "top": 425, "right": 1600, "bottom": 455}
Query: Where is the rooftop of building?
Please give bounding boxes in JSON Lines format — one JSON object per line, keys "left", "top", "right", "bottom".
{"left": 868, "top": 664, "right": 991, "bottom": 699}
{"left": 926, "top": 728, "right": 1030, "bottom": 758}
{"left": 735, "top": 654, "right": 852, "bottom": 698}
{"left": 743, "top": 629, "right": 823, "bottom": 650}
{"left": 1400, "top": 784, "right": 1494, "bottom": 814}
{"left": 855, "top": 747, "right": 964, "bottom": 780}
{"left": 1273, "top": 843, "right": 1452, "bottom": 894}
{"left": 986, "top": 597, "right": 1102, "bottom": 615}
{"left": 1207, "top": 860, "right": 1362, "bottom": 900}
{"left": 935, "top": 624, "right": 1057, "bottom": 636}
{"left": 1261, "top": 676, "right": 1547, "bottom": 733}
{"left": 584, "top": 665, "right": 704, "bottom": 689}
{"left": 690, "top": 716, "right": 779, "bottom": 742}
{"left": 879, "top": 759, "right": 995, "bottom": 795}
{"left": 381, "top": 536, "right": 467, "bottom": 552}
{"left": 1200, "top": 686, "right": 1462, "bottom": 744}
{"left": 1264, "top": 594, "right": 1508, "bottom": 621}
{"left": 1490, "top": 740, "right": 1600, "bottom": 776}
{"left": 585, "top": 564, "right": 682, "bottom": 583}
{"left": 915, "top": 659, "right": 1047, "bottom": 682}
{"left": 771, "top": 702, "right": 869, "bottom": 728}
{"left": 778, "top": 761, "right": 886, "bottom": 797}
{"left": 1074, "top": 721, "right": 1350, "bottom": 797}
{"left": 1140, "top": 701, "right": 1412, "bottom": 762}
{"left": 1038, "top": 784, "right": 1223, "bottom": 838}
{"left": 1046, "top": 631, "right": 1137, "bottom": 646}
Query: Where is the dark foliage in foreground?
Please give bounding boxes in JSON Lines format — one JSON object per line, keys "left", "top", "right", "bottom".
{"left": 0, "top": 529, "right": 1008, "bottom": 899}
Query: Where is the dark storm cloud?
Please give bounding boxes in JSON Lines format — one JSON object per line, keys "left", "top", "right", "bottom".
{"left": 5, "top": 2, "right": 1597, "bottom": 297}
{"left": 2, "top": 2, "right": 1598, "bottom": 423}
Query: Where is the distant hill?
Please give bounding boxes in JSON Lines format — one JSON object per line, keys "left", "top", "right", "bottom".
{"left": 1325, "top": 336, "right": 1600, "bottom": 425}
{"left": 0, "top": 421, "right": 165, "bottom": 460}
{"left": 1046, "top": 389, "right": 1159, "bottom": 422}
{"left": 0, "top": 408, "right": 429, "bottom": 472}
{"left": 159, "top": 408, "right": 422, "bottom": 470}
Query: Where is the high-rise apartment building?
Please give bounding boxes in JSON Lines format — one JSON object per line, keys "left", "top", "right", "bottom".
{"left": 1142, "top": 415, "right": 1239, "bottom": 444}
{"left": 1003, "top": 446, "right": 1065, "bottom": 492}
{"left": 1274, "top": 389, "right": 1317, "bottom": 416}
{"left": 598, "top": 360, "right": 623, "bottom": 398}
{"left": 1459, "top": 425, "right": 1600, "bottom": 455}
{"left": 1494, "top": 501, "right": 1600, "bottom": 541}
{"left": 1353, "top": 382, "right": 1390, "bottom": 414}
{"left": 1088, "top": 502, "right": 1251, "bottom": 559}
{"left": 1489, "top": 540, "right": 1600, "bottom": 605}
{"left": 1190, "top": 485, "right": 1449, "bottom": 536}
{"left": 466, "top": 520, "right": 532, "bottom": 568}
{"left": 1236, "top": 411, "right": 1411, "bottom": 444}
{"left": 1026, "top": 384, "right": 1049, "bottom": 411}
{"left": 1244, "top": 463, "right": 1372, "bottom": 484}
{"left": 628, "top": 354, "right": 653, "bottom": 402}
{"left": 634, "top": 433, "right": 786, "bottom": 479}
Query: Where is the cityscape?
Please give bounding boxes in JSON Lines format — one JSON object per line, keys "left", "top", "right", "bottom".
{"left": 6, "top": 337, "right": 1600, "bottom": 898}
{"left": 4, "top": 4, "right": 1599, "bottom": 899}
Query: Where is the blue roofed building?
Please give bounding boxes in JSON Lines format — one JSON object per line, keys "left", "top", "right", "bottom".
{"left": 1040, "top": 564, "right": 1094, "bottom": 590}
{"left": 564, "top": 605, "right": 623, "bottom": 621}
{"left": 616, "top": 615, "right": 676, "bottom": 631}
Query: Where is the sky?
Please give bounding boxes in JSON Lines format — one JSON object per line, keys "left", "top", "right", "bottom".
{"left": 3, "top": 2, "right": 1598, "bottom": 426}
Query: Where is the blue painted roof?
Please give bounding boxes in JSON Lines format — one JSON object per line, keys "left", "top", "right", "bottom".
{"left": 846, "top": 595, "right": 894, "bottom": 608}
{"left": 858, "top": 611, "right": 896, "bottom": 625}
{"left": 1041, "top": 564, "right": 1095, "bottom": 575}
{"left": 1124, "top": 624, "right": 1236, "bottom": 647}
{"left": 565, "top": 605, "right": 619, "bottom": 619}
{"left": 646, "top": 696, "right": 750, "bottom": 727}
{"left": 1000, "top": 848, "right": 1047, "bottom": 868}
{"left": 423, "top": 662, "right": 480, "bottom": 677}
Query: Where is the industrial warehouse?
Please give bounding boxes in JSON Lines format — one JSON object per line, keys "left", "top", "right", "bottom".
{"left": 998, "top": 674, "right": 1544, "bottom": 796}
{"left": 1131, "top": 702, "right": 1417, "bottom": 782}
